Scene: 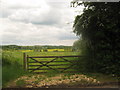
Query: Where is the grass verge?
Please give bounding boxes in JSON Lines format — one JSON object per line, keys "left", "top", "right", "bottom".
{"left": 2, "top": 52, "right": 28, "bottom": 87}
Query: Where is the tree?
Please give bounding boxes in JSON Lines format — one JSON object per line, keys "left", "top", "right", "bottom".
{"left": 73, "top": 2, "right": 120, "bottom": 76}
{"left": 72, "top": 39, "right": 86, "bottom": 52}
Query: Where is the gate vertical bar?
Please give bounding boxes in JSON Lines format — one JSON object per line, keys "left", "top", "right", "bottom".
{"left": 26, "top": 55, "right": 29, "bottom": 71}
{"left": 23, "top": 53, "right": 27, "bottom": 71}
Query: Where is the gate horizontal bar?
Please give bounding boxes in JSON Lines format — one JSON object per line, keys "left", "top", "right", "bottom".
{"left": 60, "top": 71, "right": 80, "bottom": 73}
{"left": 29, "top": 64, "right": 71, "bottom": 67}
{"left": 28, "top": 55, "right": 83, "bottom": 58}
{"left": 33, "top": 71, "right": 80, "bottom": 74}
{"left": 28, "top": 68, "right": 51, "bottom": 70}
{"left": 28, "top": 67, "right": 74, "bottom": 70}
{"left": 29, "top": 60, "right": 79, "bottom": 63}
{"left": 34, "top": 72, "right": 47, "bottom": 74}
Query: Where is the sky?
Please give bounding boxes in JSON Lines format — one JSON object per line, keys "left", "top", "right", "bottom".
{"left": 0, "top": 0, "right": 84, "bottom": 46}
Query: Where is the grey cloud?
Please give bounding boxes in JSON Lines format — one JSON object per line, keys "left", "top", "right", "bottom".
{"left": 58, "top": 35, "right": 78, "bottom": 40}
{"left": 1, "top": 0, "right": 73, "bottom": 27}
{"left": 2, "top": 34, "right": 23, "bottom": 45}
{"left": 1, "top": 0, "right": 79, "bottom": 46}
{"left": 7, "top": 7, "right": 62, "bottom": 26}
{"left": 0, "top": 8, "right": 14, "bottom": 18}
{"left": 30, "top": 10, "right": 62, "bottom": 25}
{"left": 1, "top": 23, "right": 78, "bottom": 45}
{"left": 46, "top": 2, "right": 66, "bottom": 9}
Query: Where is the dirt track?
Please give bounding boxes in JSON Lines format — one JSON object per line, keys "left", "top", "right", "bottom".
{"left": 40, "top": 82, "right": 120, "bottom": 88}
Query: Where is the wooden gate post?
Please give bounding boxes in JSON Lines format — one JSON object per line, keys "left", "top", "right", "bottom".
{"left": 23, "top": 53, "right": 27, "bottom": 70}
{"left": 26, "top": 55, "right": 29, "bottom": 70}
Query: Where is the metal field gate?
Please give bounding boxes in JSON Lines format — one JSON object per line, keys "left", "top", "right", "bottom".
{"left": 23, "top": 53, "right": 82, "bottom": 73}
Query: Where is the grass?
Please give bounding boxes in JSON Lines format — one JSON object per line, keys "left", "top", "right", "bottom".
{"left": 3, "top": 51, "right": 80, "bottom": 73}
{"left": 2, "top": 65, "right": 27, "bottom": 87}
{"left": 2, "top": 52, "right": 29, "bottom": 87}
{"left": 3, "top": 51, "right": 79, "bottom": 65}
{"left": 26, "top": 51, "right": 79, "bottom": 73}
{"left": 82, "top": 73, "right": 119, "bottom": 83}
{"left": 2, "top": 50, "right": 119, "bottom": 88}
{"left": 2, "top": 50, "right": 79, "bottom": 87}
{"left": 16, "top": 79, "right": 26, "bottom": 87}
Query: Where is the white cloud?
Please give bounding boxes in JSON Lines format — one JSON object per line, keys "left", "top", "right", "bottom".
{"left": 1, "top": 0, "right": 49, "bottom": 17}
{"left": 2, "top": 0, "right": 48, "bottom": 9}
{"left": 1, "top": 18, "right": 78, "bottom": 46}
{"left": 0, "top": 0, "right": 83, "bottom": 46}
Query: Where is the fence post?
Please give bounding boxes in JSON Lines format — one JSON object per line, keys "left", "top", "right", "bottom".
{"left": 23, "top": 53, "right": 27, "bottom": 70}
{"left": 26, "top": 55, "right": 29, "bottom": 71}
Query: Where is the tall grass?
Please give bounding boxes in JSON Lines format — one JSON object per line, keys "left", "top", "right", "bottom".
{"left": 2, "top": 52, "right": 27, "bottom": 87}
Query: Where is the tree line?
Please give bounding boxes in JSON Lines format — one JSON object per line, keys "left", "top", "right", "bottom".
{"left": 1, "top": 45, "right": 74, "bottom": 51}
{"left": 72, "top": 2, "right": 120, "bottom": 77}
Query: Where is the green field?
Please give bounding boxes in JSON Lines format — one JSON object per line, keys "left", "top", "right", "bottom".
{"left": 2, "top": 50, "right": 80, "bottom": 87}
{"left": 2, "top": 50, "right": 119, "bottom": 88}
{"left": 3, "top": 51, "right": 79, "bottom": 65}
{"left": 5, "top": 51, "right": 80, "bottom": 73}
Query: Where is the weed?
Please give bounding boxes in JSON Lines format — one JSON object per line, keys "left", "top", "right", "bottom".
{"left": 16, "top": 79, "right": 26, "bottom": 87}
{"left": 45, "top": 70, "right": 61, "bottom": 77}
